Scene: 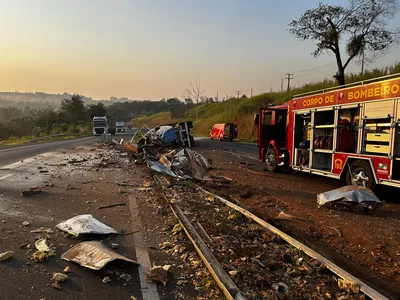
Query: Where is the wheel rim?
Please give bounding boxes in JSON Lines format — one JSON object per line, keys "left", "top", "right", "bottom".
{"left": 351, "top": 169, "right": 369, "bottom": 187}
{"left": 266, "top": 153, "right": 275, "bottom": 169}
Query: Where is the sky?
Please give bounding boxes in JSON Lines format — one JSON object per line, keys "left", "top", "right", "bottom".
{"left": 0, "top": 0, "right": 399, "bottom": 100}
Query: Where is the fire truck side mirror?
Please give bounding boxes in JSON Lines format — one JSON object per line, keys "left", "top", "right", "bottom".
{"left": 254, "top": 113, "right": 259, "bottom": 126}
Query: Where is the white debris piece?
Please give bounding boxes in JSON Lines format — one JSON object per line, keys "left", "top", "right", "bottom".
{"left": 56, "top": 214, "right": 118, "bottom": 236}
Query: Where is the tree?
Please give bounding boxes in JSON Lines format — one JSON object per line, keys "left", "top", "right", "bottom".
{"left": 289, "top": 0, "right": 400, "bottom": 85}
{"left": 30, "top": 104, "right": 58, "bottom": 131}
{"left": 185, "top": 78, "right": 205, "bottom": 119}
{"left": 87, "top": 102, "right": 107, "bottom": 119}
{"left": 60, "top": 94, "right": 87, "bottom": 123}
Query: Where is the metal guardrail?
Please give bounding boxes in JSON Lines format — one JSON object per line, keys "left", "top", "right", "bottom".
{"left": 29, "top": 133, "right": 82, "bottom": 142}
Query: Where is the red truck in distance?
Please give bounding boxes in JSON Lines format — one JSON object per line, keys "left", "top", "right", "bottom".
{"left": 210, "top": 123, "right": 238, "bottom": 141}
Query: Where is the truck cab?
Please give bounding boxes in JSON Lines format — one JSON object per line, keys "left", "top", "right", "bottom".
{"left": 255, "top": 103, "right": 289, "bottom": 171}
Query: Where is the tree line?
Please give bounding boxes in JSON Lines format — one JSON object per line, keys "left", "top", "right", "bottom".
{"left": 0, "top": 94, "right": 205, "bottom": 141}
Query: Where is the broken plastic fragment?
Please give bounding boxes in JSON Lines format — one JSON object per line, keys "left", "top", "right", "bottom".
{"left": 35, "top": 238, "right": 51, "bottom": 252}
{"left": 61, "top": 241, "right": 138, "bottom": 270}
{"left": 56, "top": 214, "right": 118, "bottom": 236}
{"left": 0, "top": 251, "right": 13, "bottom": 262}
{"left": 102, "top": 276, "right": 111, "bottom": 284}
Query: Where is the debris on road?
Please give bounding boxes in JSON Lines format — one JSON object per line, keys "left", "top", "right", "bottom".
{"left": 61, "top": 241, "right": 138, "bottom": 270}
{"left": 97, "top": 203, "right": 127, "bottom": 210}
{"left": 56, "top": 214, "right": 118, "bottom": 236}
{"left": 145, "top": 265, "right": 170, "bottom": 286}
{"left": 110, "top": 243, "right": 119, "bottom": 249}
{"left": 30, "top": 227, "right": 54, "bottom": 234}
{"left": 102, "top": 276, "right": 111, "bottom": 284}
{"left": 32, "top": 238, "right": 56, "bottom": 263}
{"left": 52, "top": 272, "right": 68, "bottom": 282}
{"left": 63, "top": 266, "right": 71, "bottom": 273}
{"left": 22, "top": 221, "right": 30, "bottom": 226}
{"left": 0, "top": 251, "right": 14, "bottom": 262}
{"left": 35, "top": 238, "right": 51, "bottom": 252}
{"left": 147, "top": 148, "right": 211, "bottom": 180}
{"left": 51, "top": 272, "right": 68, "bottom": 290}
{"left": 21, "top": 186, "right": 42, "bottom": 197}
{"left": 317, "top": 186, "right": 382, "bottom": 212}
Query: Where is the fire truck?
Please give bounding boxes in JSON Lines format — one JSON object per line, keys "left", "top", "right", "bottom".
{"left": 255, "top": 74, "right": 400, "bottom": 190}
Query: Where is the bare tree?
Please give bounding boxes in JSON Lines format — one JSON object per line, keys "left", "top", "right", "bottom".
{"left": 185, "top": 78, "right": 205, "bottom": 120}
{"left": 289, "top": 0, "right": 400, "bottom": 85}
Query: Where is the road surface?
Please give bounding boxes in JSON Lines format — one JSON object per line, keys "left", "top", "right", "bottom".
{"left": 0, "top": 132, "right": 134, "bottom": 168}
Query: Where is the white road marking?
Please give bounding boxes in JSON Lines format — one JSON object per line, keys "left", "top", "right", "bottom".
{"left": 0, "top": 174, "right": 14, "bottom": 180}
{"left": 0, "top": 152, "right": 56, "bottom": 169}
{"left": 0, "top": 207, "right": 55, "bottom": 222}
{"left": 129, "top": 195, "right": 160, "bottom": 300}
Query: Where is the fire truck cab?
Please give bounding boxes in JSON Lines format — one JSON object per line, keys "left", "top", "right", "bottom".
{"left": 256, "top": 74, "right": 400, "bottom": 190}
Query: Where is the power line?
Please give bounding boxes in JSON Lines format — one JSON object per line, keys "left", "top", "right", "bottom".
{"left": 291, "top": 63, "right": 336, "bottom": 74}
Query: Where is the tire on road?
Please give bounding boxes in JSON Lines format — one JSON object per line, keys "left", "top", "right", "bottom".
{"left": 265, "top": 148, "right": 278, "bottom": 172}
{"left": 345, "top": 160, "right": 376, "bottom": 190}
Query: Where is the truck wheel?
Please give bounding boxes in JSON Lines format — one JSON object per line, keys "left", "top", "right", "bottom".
{"left": 345, "top": 160, "right": 376, "bottom": 190}
{"left": 265, "top": 148, "right": 278, "bottom": 172}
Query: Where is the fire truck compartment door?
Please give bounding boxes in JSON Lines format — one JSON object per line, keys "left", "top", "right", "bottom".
{"left": 364, "top": 100, "right": 394, "bottom": 119}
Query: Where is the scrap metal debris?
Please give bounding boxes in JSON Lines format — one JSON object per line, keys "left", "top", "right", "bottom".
{"left": 97, "top": 203, "right": 127, "bottom": 210}
{"left": 61, "top": 241, "right": 138, "bottom": 270}
{"left": 317, "top": 186, "right": 382, "bottom": 212}
{"left": 0, "top": 251, "right": 13, "bottom": 262}
{"left": 145, "top": 265, "right": 171, "bottom": 286}
{"left": 56, "top": 214, "right": 118, "bottom": 236}
{"left": 21, "top": 186, "right": 42, "bottom": 197}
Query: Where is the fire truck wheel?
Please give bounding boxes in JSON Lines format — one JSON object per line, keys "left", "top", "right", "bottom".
{"left": 345, "top": 160, "right": 376, "bottom": 190}
{"left": 265, "top": 149, "right": 278, "bottom": 172}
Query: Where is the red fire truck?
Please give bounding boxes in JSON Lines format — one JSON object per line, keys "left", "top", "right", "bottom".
{"left": 255, "top": 74, "right": 400, "bottom": 190}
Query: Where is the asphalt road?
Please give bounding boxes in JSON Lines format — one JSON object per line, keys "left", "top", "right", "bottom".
{"left": 194, "top": 138, "right": 258, "bottom": 159}
{"left": 0, "top": 132, "right": 134, "bottom": 168}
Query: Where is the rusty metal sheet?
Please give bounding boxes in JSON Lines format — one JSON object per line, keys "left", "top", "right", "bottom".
{"left": 61, "top": 241, "right": 138, "bottom": 270}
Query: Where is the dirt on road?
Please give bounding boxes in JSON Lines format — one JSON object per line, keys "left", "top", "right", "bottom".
{"left": 196, "top": 147, "right": 400, "bottom": 299}
{"left": 0, "top": 145, "right": 215, "bottom": 300}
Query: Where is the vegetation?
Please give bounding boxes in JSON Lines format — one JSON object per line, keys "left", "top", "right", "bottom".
{"left": 0, "top": 94, "right": 93, "bottom": 143}
{"left": 289, "top": 0, "right": 400, "bottom": 85}
{"left": 131, "top": 63, "right": 400, "bottom": 141}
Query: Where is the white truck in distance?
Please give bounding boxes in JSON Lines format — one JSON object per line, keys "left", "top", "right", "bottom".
{"left": 116, "top": 121, "right": 125, "bottom": 132}
{"left": 92, "top": 116, "right": 109, "bottom": 135}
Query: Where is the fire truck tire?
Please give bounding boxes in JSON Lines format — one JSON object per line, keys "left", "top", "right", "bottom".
{"left": 345, "top": 160, "right": 376, "bottom": 190}
{"left": 265, "top": 149, "right": 278, "bottom": 172}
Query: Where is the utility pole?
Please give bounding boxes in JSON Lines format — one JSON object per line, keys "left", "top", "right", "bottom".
{"left": 250, "top": 88, "right": 253, "bottom": 98}
{"left": 236, "top": 91, "right": 241, "bottom": 99}
{"left": 285, "top": 73, "right": 294, "bottom": 91}
{"left": 281, "top": 79, "right": 284, "bottom": 92}
{"left": 361, "top": 50, "right": 365, "bottom": 75}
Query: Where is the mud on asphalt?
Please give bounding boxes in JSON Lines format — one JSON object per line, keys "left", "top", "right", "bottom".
{"left": 194, "top": 147, "right": 400, "bottom": 299}
{"left": 0, "top": 144, "right": 214, "bottom": 300}
{"left": 1, "top": 141, "right": 399, "bottom": 299}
